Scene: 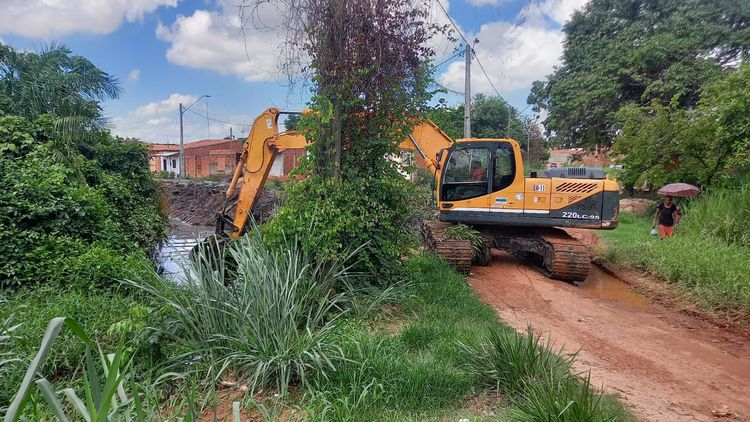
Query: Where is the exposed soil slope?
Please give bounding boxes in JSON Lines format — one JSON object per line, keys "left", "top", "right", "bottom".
{"left": 469, "top": 251, "right": 750, "bottom": 421}
{"left": 159, "top": 179, "right": 281, "bottom": 226}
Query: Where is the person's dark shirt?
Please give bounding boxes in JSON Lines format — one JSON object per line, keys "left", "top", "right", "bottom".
{"left": 657, "top": 203, "right": 677, "bottom": 227}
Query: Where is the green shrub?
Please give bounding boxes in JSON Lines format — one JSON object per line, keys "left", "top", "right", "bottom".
{"left": 0, "top": 115, "right": 166, "bottom": 289}
{"left": 264, "top": 174, "right": 419, "bottom": 285}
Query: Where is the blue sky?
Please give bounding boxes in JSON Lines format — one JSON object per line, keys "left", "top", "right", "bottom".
{"left": 0, "top": 0, "right": 585, "bottom": 143}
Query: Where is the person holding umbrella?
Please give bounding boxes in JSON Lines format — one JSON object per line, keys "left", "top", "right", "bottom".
{"left": 651, "top": 183, "right": 700, "bottom": 238}
{"left": 652, "top": 195, "right": 680, "bottom": 238}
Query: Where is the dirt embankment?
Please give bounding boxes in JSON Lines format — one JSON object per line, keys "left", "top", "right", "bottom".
{"left": 469, "top": 247, "right": 750, "bottom": 421}
{"left": 159, "top": 179, "right": 282, "bottom": 226}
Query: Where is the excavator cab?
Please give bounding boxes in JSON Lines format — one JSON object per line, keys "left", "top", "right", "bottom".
{"left": 435, "top": 138, "right": 619, "bottom": 231}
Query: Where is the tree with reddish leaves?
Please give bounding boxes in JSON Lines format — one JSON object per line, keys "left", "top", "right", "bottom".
{"left": 238, "top": 0, "right": 445, "bottom": 179}
{"left": 240, "top": 0, "right": 449, "bottom": 282}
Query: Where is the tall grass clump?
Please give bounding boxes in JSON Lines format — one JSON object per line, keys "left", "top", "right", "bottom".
{"left": 461, "top": 326, "right": 630, "bottom": 421}
{"left": 459, "top": 327, "right": 573, "bottom": 394}
{"left": 130, "top": 230, "right": 354, "bottom": 395}
{"left": 678, "top": 184, "right": 750, "bottom": 247}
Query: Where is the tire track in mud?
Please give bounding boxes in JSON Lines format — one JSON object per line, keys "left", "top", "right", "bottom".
{"left": 468, "top": 251, "right": 750, "bottom": 422}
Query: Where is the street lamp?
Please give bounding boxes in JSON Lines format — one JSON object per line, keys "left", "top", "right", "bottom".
{"left": 179, "top": 94, "right": 211, "bottom": 178}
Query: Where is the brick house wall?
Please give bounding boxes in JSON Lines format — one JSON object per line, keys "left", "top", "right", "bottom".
{"left": 149, "top": 140, "right": 306, "bottom": 179}
{"left": 183, "top": 139, "right": 242, "bottom": 178}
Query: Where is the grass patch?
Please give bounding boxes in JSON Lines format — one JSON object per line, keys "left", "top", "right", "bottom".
{"left": 599, "top": 212, "right": 750, "bottom": 313}
{"left": 304, "top": 255, "right": 631, "bottom": 421}
{"left": 0, "top": 286, "right": 135, "bottom": 406}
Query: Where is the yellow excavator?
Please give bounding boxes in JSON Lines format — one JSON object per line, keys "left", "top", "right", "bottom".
{"left": 214, "top": 107, "right": 619, "bottom": 281}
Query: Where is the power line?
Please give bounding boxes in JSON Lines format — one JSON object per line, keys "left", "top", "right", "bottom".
{"left": 435, "top": 49, "right": 463, "bottom": 68}
{"left": 434, "top": 0, "right": 501, "bottom": 97}
{"left": 472, "top": 50, "right": 502, "bottom": 98}
{"left": 186, "top": 109, "right": 249, "bottom": 127}
{"left": 434, "top": 0, "right": 470, "bottom": 47}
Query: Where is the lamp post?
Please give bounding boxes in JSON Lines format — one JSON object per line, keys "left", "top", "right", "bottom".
{"left": 179, "top": 94, "right": 211, "bottom": 178}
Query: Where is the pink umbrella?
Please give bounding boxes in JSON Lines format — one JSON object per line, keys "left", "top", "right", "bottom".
{"left": 657, "top": 183, "right": 701, "bottom": 197}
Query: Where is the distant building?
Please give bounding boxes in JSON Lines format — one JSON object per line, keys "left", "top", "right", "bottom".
{"left": 148, "top": 144, "right": 180, "bottom": 175}
{"left": 147, "top": 139, "right": 305, "bottom": 179}
{"left": 547, "top": 147, "right": 611, "bottom": 169}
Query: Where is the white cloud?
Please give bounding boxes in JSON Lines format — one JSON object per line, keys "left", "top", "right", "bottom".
{"left": 156, "top": 4, "right": 286, "bottom": 82}
{"left": 128, "top": 68, "right": 141, "bottom": 81}
{"left": 113, "top": 93, "right": 256, "bottom": 143}
{"left": 0, "top": 0, "right": 177, "bottom": 38}
{"left": 157, "top": 1, "right": 456, "bottom": 82}
{"left": 438, "top": 0, "right": 588, "bottom": 96}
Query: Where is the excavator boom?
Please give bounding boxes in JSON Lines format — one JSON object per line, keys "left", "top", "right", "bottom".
{"left": 217, "top": 108, "right": 446, "bottom": 238}
{"left": 217, "top": 108, "right": 308, "bottom": 238}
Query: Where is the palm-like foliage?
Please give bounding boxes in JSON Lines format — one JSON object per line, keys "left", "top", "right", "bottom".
{"left": 0, "top": 42, "right": 121, "bottom": 167}
{"left": 0, "top": 42, "right": 119, "bottom": 122}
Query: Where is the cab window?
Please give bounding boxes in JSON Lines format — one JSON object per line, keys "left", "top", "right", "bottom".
{"left": 493, "top": 144, "right": 516, "bottom": 192}
{"left": 441, "top": 147, "right": 489, "bottom": 201}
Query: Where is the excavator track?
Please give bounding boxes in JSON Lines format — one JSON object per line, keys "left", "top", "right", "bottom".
{"left": 421, "top": 221, "right": 474, "bottom": 275}
{"left": 534, "top": 228, "right": 591, "bottom": 281}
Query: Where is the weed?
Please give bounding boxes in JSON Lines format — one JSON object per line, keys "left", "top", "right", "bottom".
{"left": 459, "top": 326, "right": 574, "bottom": 394}
{"left": 0, "top": 287, "right": 134, "bottom": 405}
{"left": 444, "top": 223, "right": 488, "bottom": 257}
{"left": 461, "top": 326, "right": 631, "bottom": 422}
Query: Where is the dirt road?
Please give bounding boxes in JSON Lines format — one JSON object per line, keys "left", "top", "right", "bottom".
{"left": 469, "top": 251, "right": 750, "bottom": 421}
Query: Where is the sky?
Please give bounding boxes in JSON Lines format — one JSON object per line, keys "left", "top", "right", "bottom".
{"left": 0, "top": 0, "right": 587, "bottom": 144}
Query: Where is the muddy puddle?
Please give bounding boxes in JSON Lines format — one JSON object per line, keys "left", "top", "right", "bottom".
{"left": 155, "top": 219, "right": 214, "bottom": 281}
{"left": 576, "top": 266, "right": 649, "bottom": 309}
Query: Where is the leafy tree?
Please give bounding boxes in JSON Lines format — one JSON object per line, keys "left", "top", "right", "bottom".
{"left": 427, "top": 95, "right": 547, "bottom": 166}
{"left": 427, "top": 94, "right": 525, "bottom": 141}
{"left": 615, "top": 64, "right": 750, "bottom": 187}
{"left": 528, "top": 0, "right": 750, "bottom": 148}
{"left": 283, "top": 113, "right": 300, "bottom": 131}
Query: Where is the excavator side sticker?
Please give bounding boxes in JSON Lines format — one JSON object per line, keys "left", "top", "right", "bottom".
{"left": 266, "top": 118, "right": 272, "bottom": 129}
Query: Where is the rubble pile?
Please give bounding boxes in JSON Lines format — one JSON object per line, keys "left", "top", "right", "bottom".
{"left": 159, "top": 179, "right": 282, "bottom": 226}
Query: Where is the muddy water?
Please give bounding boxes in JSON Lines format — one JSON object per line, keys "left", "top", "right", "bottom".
{"left": 155, "top": 219, "right": 214, "bottom": 281}
{"left": 576, "top": 265, "right": 649, "bottom": 309}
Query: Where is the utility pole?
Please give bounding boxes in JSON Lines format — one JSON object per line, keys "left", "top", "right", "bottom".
{"left": 179, "top": 103, "right": 185, "bottom": 178}
{"left": 178, "top": 94, "right": 211, "bottom": 178}
{"left": 463, "top": 44, "right": 472, "bottom": 138}
{"left": 206, "top": 103, "right": 211, "bottom": 139}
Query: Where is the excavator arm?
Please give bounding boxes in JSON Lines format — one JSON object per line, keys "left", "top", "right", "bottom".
{"left": 217, "top": 109, "right": 452, "bottom": 238}
{"left": 217, "top": 108, "right": 308, "bottom": 238}
{"left": 398, "top": 118, "right": 453, "bottom": 174}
